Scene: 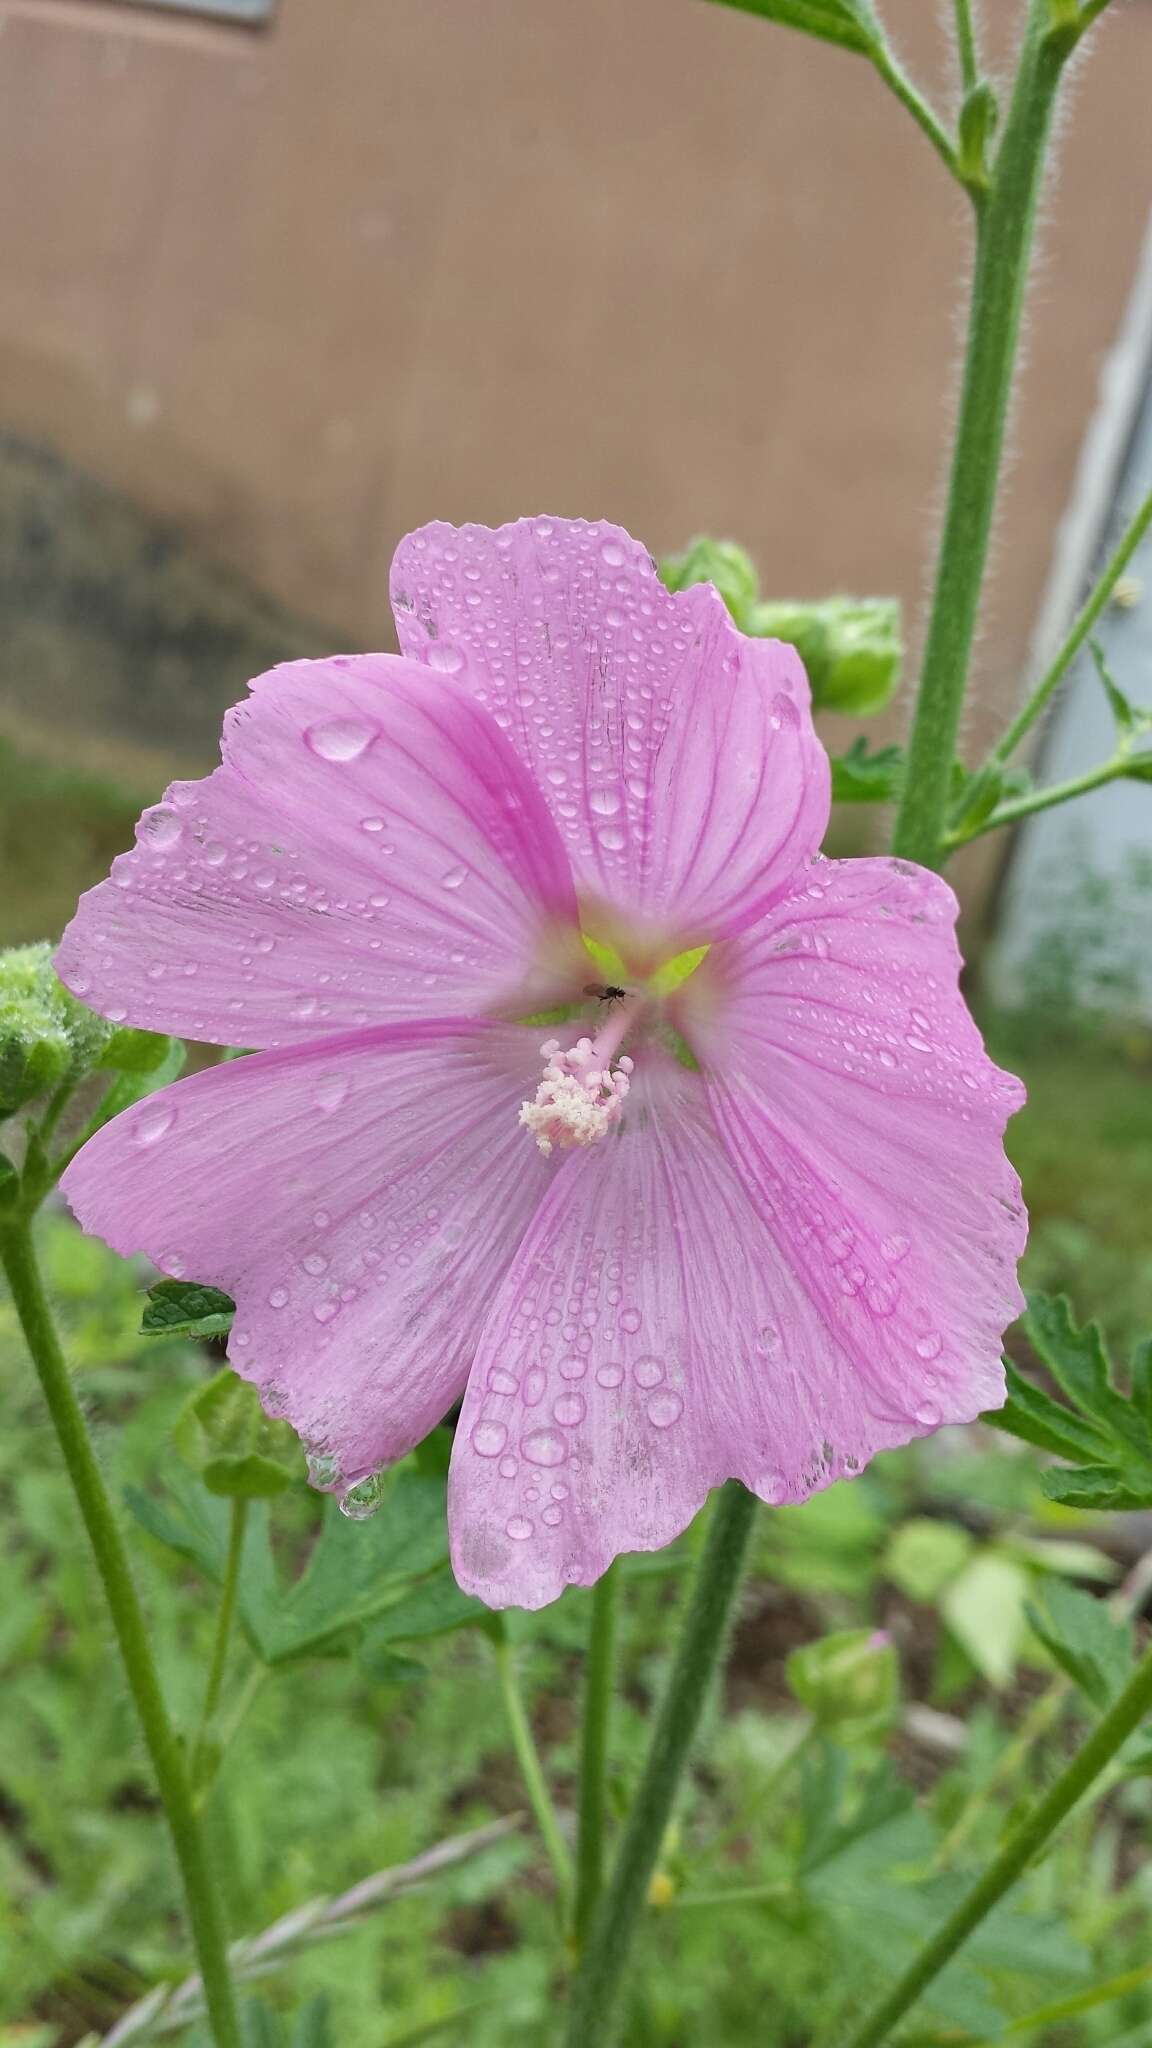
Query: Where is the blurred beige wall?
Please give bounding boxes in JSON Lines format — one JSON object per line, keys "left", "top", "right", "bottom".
{"left": 0, "top": 0, "right": 1150, "bottom": 777}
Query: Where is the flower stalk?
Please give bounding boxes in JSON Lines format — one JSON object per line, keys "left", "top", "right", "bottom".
{"left": 0, "top": 1215, "right": 241, "bottom": 2048}
{"left": 564, "top": 1482, "right": 758, "bottom": 2045}
{"left": 892, "top": 1, "right": 1073, "bottom": 869}
{"left": 573, "top": 1561, "right": 620, "bottom": 1946}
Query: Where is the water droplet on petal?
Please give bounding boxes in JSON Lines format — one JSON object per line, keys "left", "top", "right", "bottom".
{"left": 596, "top": 1362, "right": 624, "bottom": 1388}
{"left": 881, "top": 1234, "right": 911, "bottom": 1264}
{"left": 488, "top": 1369, "right": 519, "bottom": 1396}
{"left": 471, "top": 1420, "right": 508, "bottom": 1458}
{"left": 306, "top": 1451, "right": 341, "bottom": 1488}
{"left": 268, "top": 1285, "right": 289, "bottom": 1309}
{"left": 428, "top": 642, "right": 465, "bottom": 674}
{"left": 553, "top": 1392, "right": 586, "bottom": 1427}
{"left": 305, "top": 717, "right": 376, "bottom": 763}
{"left": 521, "top": 1428, "right": 567, "bottom": 1468}
{"left": 542, "top": 1505, "right": 563, "bottom": 1527}
{"left": 633, "top": 1356, "right": 664, "bottom": 1388}
{"left": 558, "top": 1354, "right": 587, "bottom": 1381}
{"left": 137, "top": 805, "right": 182, "bottom": 849}
{"left": 756, "top": 1325, "right": 782, "bottom": 1360}
{"left": 441, "top": 865, "right": 468, "bottom": 889}
{"left": 619, "top": 1307, "right": 642, "bottom": 1335}
{"left": 647, "top": 1390, "right": 683, "bottom": 1428}
{"left": 915, "top": 1331, "right": 943, "bottom": 1361}
{"left": 313, "top": 1073, "right": 349, "bottom": 1113}
{"left": 589, "top": 787, "right": 621, "bottom": 816}
{"left": 523, "top": 1368, "right": 546, "bottom": 1407}
{"left": 506, "top": 1515, "right": 534, "bottom": 1541}
{"left": 313, "top": 1299, "right": 338, "bottom": 1324}
{"left": 360, "top": 816, "right": 386, "bottom": 833}
{"left": 915, "top": 1400, "right": 942, "bottom": 1427}
{"left": 757, "top": 1470, "right": 788, "bottom": 1506}
{"left": 134, "top": 1102, "right": 175, "bottom": 1145}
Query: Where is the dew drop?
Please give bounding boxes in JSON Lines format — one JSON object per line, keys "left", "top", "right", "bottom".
{"left": 865, "top": 1280, "right": 897, "bottom": 1318}
{"left": 305, "top": 717, "right": 376, "bottom": 762}
{"left": 553, "top": 1392, "right": 586, "bottom": 1427}
{"left": 303, "top": 1252, "right": 328, "bottom": 1276}
{"left": 633, "top": 1356, "right": 664, "bottom": 1389}
{"left": 756, "top": 1324, "right": 782, "bottom": 1360}
{"left": 915, "top": 1331, "right": 943, "bottom": 1361}
{"left": 597, "top": 825, "right": 628, "bottom": 852}
{"left": 339, "top": 1473, "right": 384, "bottom": 1520}
{"left": 881, "top": 1234, "right": 911, "bottom": 1264}
{"left": 599, "top": 540, "right": 626, "bottom": 567}
{"left": 360, "top": 816, "right": 386, "bottom": 833}
{"left": 595, "top": 1362, "right": 624, "bottom": 1388}
{"left": 441, "top": 865, "right": 469, "bottom": 889}
{"left": 589, "top": 787, "right": 621, "bottom": 816}
{"left": 134, "top": 1102, "right": 175, "bottom": 1145}
{"left": 551, "top": 1481, "right": 569, "bottom": 1500}
{"left": 915, "top": 1399, "right": 942, "bottom": 1427}
{"left": 488, "top": 1368, "right": 519, "bottom": 1396}
{"left": 313, "top": 1300, "right": 338, "bottom": 1324}
{"left": 521, "top": 1428, "right": 567, "bottom": 1468}
{"left": 646, "top": 1390, "right": 683, "bottom": 1428}
{"left": 523, "top": 1368, "right": 546, "bottom": 1407}
{"left": 619, "top": 1307, "right": 642, "bottom": 1335}
{"left": 499, "top": 1457, "right": 518, "bottom": 1479}
{"left": 757, "top": 1471, "right": 788, "bottom": 1506}
{"left": 506, "top": 1515, "right": 533, "bottom": 1541}
{"left": 471, "top": 1420, "right": 508, "bottom": 1458}
{"left": 542, "top": 1505, "right": 563, "bottom": 1527}
{"left": 203, "top": 841, "right": 227, "bottom": 866}
{"left": 306, "top": 1451, "right": 340, "bottom": 1488}
{"left": 558, "top": 1354, "right": 587, "bottom": 1381}
{"left": 313, "top": 1073, "right": 349, "bottom": 1113}
{"left": 137, "top": 805, "right": 183, "bottom": 849}
{"left": 268, "top": 1285, "right": 289, "bottom": 1309}
{"left": 428, "top": 642, "right": 466, "bottom": 674}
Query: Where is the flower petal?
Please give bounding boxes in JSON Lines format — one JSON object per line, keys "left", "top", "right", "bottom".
{"left": 696, "top": 855, "right": 1026, "bottom": 1454}
{"left": 62, "top": 1021, "right": 554, "bottom": 1484}
{"left": 56, "top": 657, "right": 581, "bottom": 1046}
{"left": 390, "top": 518, "right": 829, "bottom": 946}
{"left": 450, "top": 1049, "right": 921, "bottom": 1611}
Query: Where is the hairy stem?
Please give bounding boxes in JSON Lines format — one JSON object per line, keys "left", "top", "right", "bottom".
{"left": 490, "top": 1625, "right": 573, "bottom": 1913}
{"left": 0, "top": 1219, "right": 241, "bottom": 2048}
{"left": 574, "top": 1561, "right": 620, "bottom": 1946}
{"left": 564, "top": 1482, "right": 758, "bottom": 2046}
{"left": 191, "top": 1498, "right": 250, "bottom": 1795}
{"left": 952, "top": 0, "right": 980, "bottom": 93}
{"left": 989, "top": 483, "right": 1152, "bottom": 767}
{"left": 843, "top": 1635, "right": 1152, "bottom": 2048}
{"left": 892, "top": 3, "right": 1070, "bottom": 867}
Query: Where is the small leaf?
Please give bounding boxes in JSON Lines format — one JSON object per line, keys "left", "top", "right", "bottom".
{"left": 1029, "top": 1579, "right": 1133, "bottom": 1709}
{"left": 363, "top": 1570, "right": 488, "bottom": 1646}
{"left": 1024, "top": 1295, "right": 1152, "bottom": 1458}
{"left": 957, "top": 80, "right": 998, "bottom": 186}
{"left": 883, "top": 1518, "right": 973, "bottom": 1603}
{"left": 704, "top": 0, "right": 881, "bottom": 58}
{"left": 940, "top": 1553, "right": 1030, "bottom": 1689}
{"left": 173, "top": 1368, "right": 302, "bottom": 1498}
{"left": 829, "top": 737, "right": 904, "bottom": 804}
{"left": 1090, "top": 638, "right": 1138, "bottom": 737}
{"left": 1040, "top": 1464, "right": 1152, "bottom": 1512}
{"left": 984, "top": 1358, "right": 1113, "bottom": 1464}
{"left": 142, "top": 1277, "right": 236, "bottom": 1340}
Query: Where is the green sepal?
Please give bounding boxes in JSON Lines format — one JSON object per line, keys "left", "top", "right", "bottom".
{"left": 786, "top": 1626, "right": 899, "bottom": 1738}
{"left": 829, "top": 738, "right": 904, "bottom": 804}
{"left": 702, "top": 0, "right": 881, "bottom": 59}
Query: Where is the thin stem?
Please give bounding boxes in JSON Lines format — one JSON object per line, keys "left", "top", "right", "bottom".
{"left": 932, "top": 1680, "right": 1069, "bottom": 1870}
{"left": 999, "top": 1957, "right": 1152, "bottom": 2037}
{"left": 892, "top": 5, "right": 1070, "bottom": 868}
{"left": 490, "top": 1625, "right": 573, "bottom": 1913}
{"left": 574, "top": 1561, "right": 619, "bottom": 1946}
{"left": 946, "top": 751, "right": 1137, "bottom": 846}
{"left": 842, "top": 1632, "right": 1152, "bottom": 2048}
{"left": 869, "top": 45, "right": 960, "bottom": 181}
{"left": 0, "top": 1220, "right": 240, "bottom": 2048}
{"left": 191, "top": 1498, "right": 250, "bottom": 1795}
{"left": 989, "top": 483, "right": 1152, "bottom": 767}
{"left": 952, "top": 0, "right": 980, "bottom": 94}
{"left": 564, "top": 1482, "right": 758, "bottom": 2047}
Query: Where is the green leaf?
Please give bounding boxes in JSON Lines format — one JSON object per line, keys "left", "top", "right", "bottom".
{"left": 125, "top": 1466, "right": 282, "bottom": 1656}
{"left": 751, "top": 595, "right": 902, "bottom": 716}
{"left": 990, "top": 1297, "right": 1152, "bottom": 1509}
{"left": 883, "top": 1518, "right": 973, "bottom": 1603}
{"left": 704, "top": 0, "right": 882, "bottom": 59}
{"left": 957, "top": 80, "right": 998, "bottom": 187}
{"left": 829, "top": 737, "right": 905, "bottom": 804}
{"left": 1028, "top": 1578, "right": 1133, "bottom": 1709}
{"left": 290, "top": 1996, "right": 334, "bottom": 2048}
{"left": 940, "top": 1553, "right": 1030, "bottom": 1689}
{"left": 984, "top": 1357, "right": 1112, "bottom": 1464}
{"left": 362, "top": 1569, "right": 488, "bottom": 1647}
{"left": 259, "top": 1468, "right": 452, "bottom": 1664}
{"left": 141, "top": 1277, "right": 236, "bottom": 1341}
{"left": 1090, "top": 638, "right": 1139, "bottom": 737}
{"left": 1040, "top": 1465, "right": 1152, "bottom": 1512}
{"left": 658, "top": 535, "right": 760, "bottom": 626}
{"left": 102, "top": 1025, "right": 178, "bottom": 1076}
{"left": 173, "top": 1368, "right": 302, "bottom": 1498}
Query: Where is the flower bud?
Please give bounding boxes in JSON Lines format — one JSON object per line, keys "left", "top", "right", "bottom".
{"left": 659, "top": 537, "right": 760, "bottom": 629}
{"left": 786, "top": 1627, "right": 898, "bottom": 1737}
{"left": 0, "top": 943, "right": 117, "bottom": 1117}
{"left": 750, "top": 597, "right": 902, "bottom": 717}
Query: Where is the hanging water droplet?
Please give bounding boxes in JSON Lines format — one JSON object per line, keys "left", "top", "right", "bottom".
{"left": 339, "top": 1472, "right": 385, "bottom": 1520}
{"left": 306, "top": 1450, "right": 341, "bottom": 1489}
{"left": 305, "top": 717, "right": 377, "bottom": 762}
{"left": 756, "top": 1470, "right": 788, "bottom": 1506}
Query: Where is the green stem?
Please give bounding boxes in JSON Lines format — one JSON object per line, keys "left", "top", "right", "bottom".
{"left": 869, "top": 44, "right": 960, "bottom": 181}
{"left": 491, "top": 1625, "right": 573, "bottom": 1912}
{"left": 891, "top": 5, "right": 1070, "bottom": 868}
{"left": 191, "top": 1498, "right": 250, "bottom": 1796}
{"left": 989, "top": 483, "right": 1152, "bottom": 767}
{"left": 574, "top": 1561, "right": 619, "bottom": 1946}
{"left": 842, "top": 1633, "right": 1152, "bottom": 2048}
{"left": 952, "top": 0, "right": 980, "bottom": 93}
{"left": 0, "top": 1219, "right": 241, "bottom": 2048}
{"left": 998, "top": 1957, "right": 1152, "bottom": 2037}
{"left": 564, "top": 1482, "right": 758, "bottom": 2047}
{"left": 932, "top": 1679, "right": 1069, "bottom": 1871}
{"left": 947, "top": 751, "right": 1138, "bottom": 846}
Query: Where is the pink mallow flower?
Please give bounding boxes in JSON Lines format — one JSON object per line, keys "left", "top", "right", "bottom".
{"left": 57, "top": 517, "right": 1026, "bottom": 1610}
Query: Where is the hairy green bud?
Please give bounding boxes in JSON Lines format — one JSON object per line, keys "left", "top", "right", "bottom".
{"left": 750, "top": 596, "right": 902, "bottom": 716}
{"left": 0, "top": 943, "right": 117, "bottom": 1117}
